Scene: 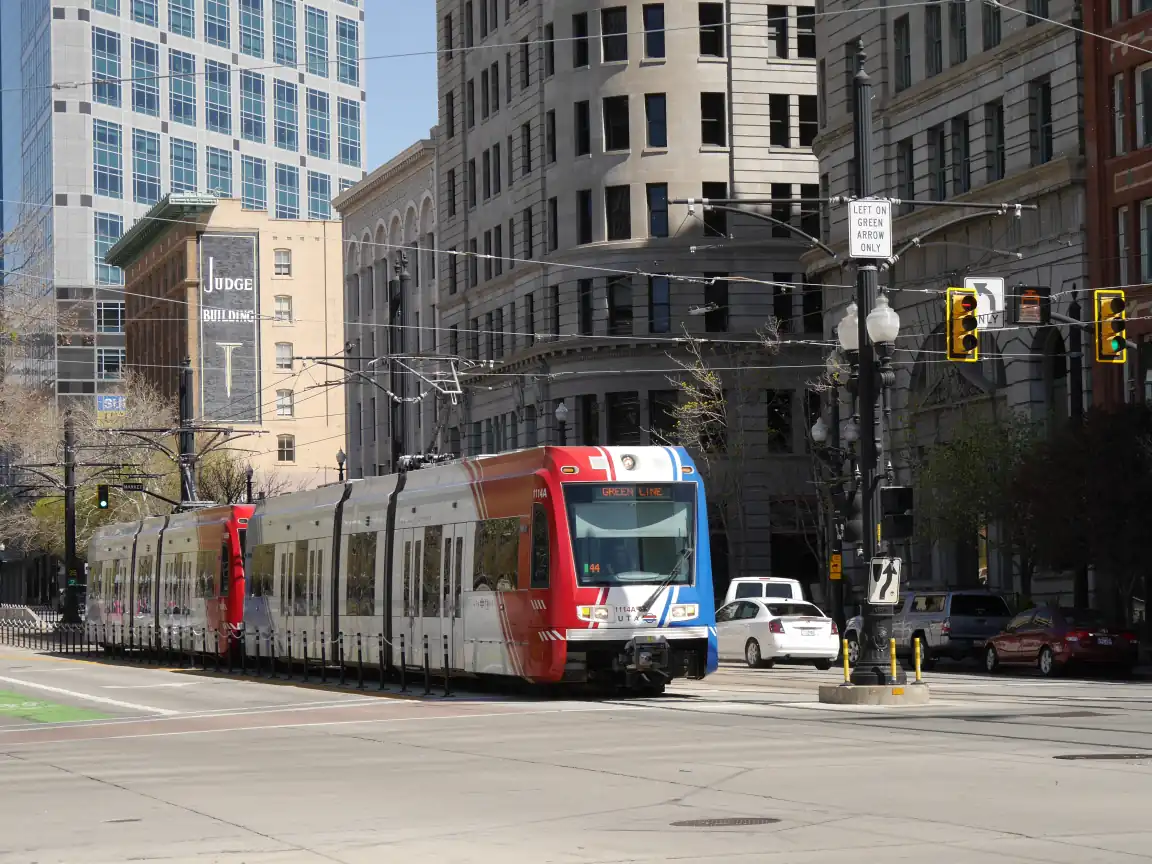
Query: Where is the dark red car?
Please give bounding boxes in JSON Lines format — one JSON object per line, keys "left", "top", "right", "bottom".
{"left": 984, "top": 606, "right": 1139, "bottom": 677}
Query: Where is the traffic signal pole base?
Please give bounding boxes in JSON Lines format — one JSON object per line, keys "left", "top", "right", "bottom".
{"left": 849, "top": 608, "right": 908, "bottom": 687}
{"left": 818, "top": 683, "right": 929, "bottom": 706}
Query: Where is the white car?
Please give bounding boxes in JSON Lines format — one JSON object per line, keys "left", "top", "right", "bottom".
{"left": 722, "top": 576, "right": 804, "bottom": 606}
{"left": 716, "top": 599, "right": 840, "bottom": 669}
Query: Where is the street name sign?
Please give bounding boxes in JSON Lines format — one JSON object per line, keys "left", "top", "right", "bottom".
{"left": 122, "top": 482, "right": 145, "bottom": 492}
{"left": 849, "top": 199, "right": 893, "bottom": 259}
{"left": 868, "top": 556, "right": 901, "bottom": 604}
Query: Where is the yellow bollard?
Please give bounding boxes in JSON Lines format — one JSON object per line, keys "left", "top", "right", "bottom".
{"left": 914, "top": 637, "right": 923, "bottom": 683}
{"left": 889, "top": 637, "right": 898, "bottom": 683}
{"left": 841, "top": 638, "right": 851, "bottom": 685}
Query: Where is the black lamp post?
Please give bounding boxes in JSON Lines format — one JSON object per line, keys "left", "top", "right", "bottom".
{"left": 336, "top": 448, "right": 346, "bottom": 482}
{"left": 245, "top": 464, "right": 253, "bottom": 504}
{"left": 554, "top": 401, "right": 568, "bottom": 446}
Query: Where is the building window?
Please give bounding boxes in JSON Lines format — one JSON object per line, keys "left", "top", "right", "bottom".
{"left": 521, "top": 122, "right": 532, "bottom": 174}
{"left": 605, "top": 392, "right": 641, "bottom": 445}
{"left": 604, "top": 95, "right": 630, "bottom": 150}
{"left": 578, "top": 279, "right": 594, "bottom": 335}
{"left": 170, "top": 0, "right": 194, "bottom": 37}
{"left": 308, "top": 172, "right": 332, "bottom": 219}
{"left": 1025, "top": 0, "right": 1049, "bottom": 23}
{"left": 608, "top": 278, "right": 633, "bottom": 335}
{"left": 468, "top": 238, "right": 479, "bottom": 285}
{"left": 170, "top": 138, "right": 197, "bottom": 192}
{"left": 132, "top": 129, "right": 161, "bottom": 205}
{"left": 337, "top": 16, "right": 359, "bottom": 85}
{"left": 926, "top": 2, "right": 943, "bottom": 78}
{"left": 647, "top": 183, "right": 669, "bottom": 237}
{"left": 577, "top": 190, "right": 594, "bottom": 244}
{"left": 447, "top": 168, "right": 457, "bottom": 216}
{"left": 800, "top": 182, "right": 819, "bottom": 237}
{"left": 894, "top": 15, "right": 911, "bottom": 91}
{"left": 93, "top": 120, "right": 123, "bottom": 200}
{"left": 982, "top": 0, "right": 1001, "bottom": 50}
{"left": 770, "top": 94, "right": 790, "bottom": 147}
{"left": 704, "top": 274, "right": 728, "bottom": 332}
{"left": 928, "top": 124, "right": 947, "bottom": 200}
{"left": 797, "top": 6, "right": 816, "bottom": 57}
{"left": 205, "top": 0, "right": 230, "bottom": 47}
{"left": 92, "top": 28, "right": 121, "bottom": 107}
{"left": 767, "top": 5, "right": 788, "bottom": 58}
{"left": 771, "top": 183, "right": 792, "bottom": 237}
{"left": 307, "top": 89, "right": 331, "bottom": 158}
{"left": 483, "top": 150, "right": 492, "bottom": 199}
{"left": 274, "top": 249, "right": 292, "bottom": 276}
{"left": 273, "top": 0, "right": 297, "bottom": 65}
{"left": 644, "top": 93, "right": 668, "bottom": 148}
{"left": 271, "top": 80, "right": 299, "bottom": 152}
{"left": 602, "top": 7, "right": 628, "bottom": 62}
{"left": 277, "top": 434, "right": 296, "bottom": 463}
{"left": 239, "top": 0, "right": 264, "bottom": 57}
{"left": 445, "top": 90, "right": 456, "bottom": 138}
{"left": 275, "top": 294, "right": 293, "bottom": 322}
{"left": 131, "top": 39, "right": 160, "bottom": 116}
{"left": 481, "top": 68, "right": 491, "bottom": 118}
{"left": 519, "top": 39, "right": 530, "bottom": 88}
{"left": 1030, "top": 77, "right": 1053, "bottom": 165}
{"left": 169, "top": 50, "right": 196, "bottom": 125}
{"left": 546, "top": 109, "right": 557, "bottom": 162}
{"left": 276, "top": 389, "right": 295, "bottom": 417}
{"left": 133, "top": 0, "right": 158, "bottom": 25}
{"left": 240, "top": 72, "right": 266, "bottom": 143}
{"left": 338, "top": 98, "right": 362, "bottom": 167}
{"left": 1142, "top": 199, "right": 1152, "bottom": 282}
{"left": 206, "top": 147, "right": 232, "bottom": 196}
{"left": 702, "top": 181, "right": 728, "bottom": 236}
{"left": 643, "top": 3, "right": 666, "bottom": 58}
{"left": 242, "top": 155, "right": 267, "bottom": 210}
{"left": 274, "top": 164, "right": 300, "bottom": 219}
{"left": 701, "top": 92, "right": 727, "bottom": 146}
{"left": 1115, "top": 73, "right": 1128, "bottom": 156}
{"left": 467, "top": 159, "right": 477, "bottom": 207}
{"left": 97, "top": 301, "right": 126, "bottom": 334}
{"left": 896, "top": 137, "right": 914, "bottom": 214}
{"left": 1138, "top": 64, "right": 1152, "bottom": 148}
{"left": 94, "top": 214, "right": 124, "bottom": 286}
{"left": 97, "top": 348, "right": 126, "bottom": 381}
{"left": 305, "top": 6, "right": 329, "bottom": 77}
{"left": 275, "top": 342, "right": 294, "bottom": 370}
{"left": 466, "top": 79, "right": 475, "bottom": 127}
{"left": 580, "top": 395, "right": 601, "bottom": 445}
{"left": 699, "top": 3, "right": 725, "bottom": 57}
{"left": 548, "top": 197, "right": 559, "bottom": 251}
{"left": 773, "top": 279, "right": 793, "bottom": 332}
{"left": 649, "top": 276, "right": 671, "bottom": 333}
{"left": 1118, "top": 206, "right": 1130, "bottom": 286}
{"left": 798, "top": 95, "right": 817, "bottom": 146}
{"left": 648, "top": 390, "right": 677, "bottom": 443}
{"left": 606, "top": 186, "right": 631, "bottom": 241}
{"left": 544, "top": 23, "right": 555, "bottom": 75}
{"left": 573, "top": 12, "right": 589, "bottom": 67}
{"left": 94, "top": 0, "right": 119, "bottom": 13}
{"left": 575, "top": 100, "right": 591, "bottom": 156}
{"left": 765, "top": 390, "right": 794, "bottom": 452}
{"left": 523, "top": 206, "right": 535, "bottom": 257}
{"left": 949, "top": 0, "right": 968, "bottom": 65}
{"left": 803, "top": 276, "right": 823, "bottom": 332}
{"left": 952, "top": 114, "right": 970, "bottom": 194}
{"left": 206, "top": 60, "right": 232, "bottom": 134}
{"left": 985, "top": 99, "right": 1005, "bottom": 182}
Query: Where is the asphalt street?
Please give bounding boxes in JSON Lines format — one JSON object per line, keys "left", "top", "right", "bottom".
{"left": 0, "top": 648, "right": 1150, "bottom": 863}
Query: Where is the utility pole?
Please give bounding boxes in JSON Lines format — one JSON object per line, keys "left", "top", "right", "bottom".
{"left": 179, "top": 356, "right": 198, "bottom": 505}
{"left": 62, "top": 412, "right": 80, "bottom": 624}
{"left": 1066, "top": 289, "right": 1090, "bottom": 609}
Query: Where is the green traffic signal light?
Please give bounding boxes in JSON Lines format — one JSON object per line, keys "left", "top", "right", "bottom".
{"left": 97, "top": 484, "right": 110, "bottom": 509}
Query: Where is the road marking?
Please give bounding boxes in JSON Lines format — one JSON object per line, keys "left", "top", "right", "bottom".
{"left": 0, "top": 675, "right": 178, "bottom": 716}
{"left": 102, "top": 682, "right": 203, "bottom": 690}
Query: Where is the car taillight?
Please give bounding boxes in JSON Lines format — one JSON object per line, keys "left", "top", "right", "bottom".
{"left": 769, "top": 619, "right": 785, "bottom": 634}
{"left": 1065, "top": 629, "right": 1089, "bottom": 643}
{"left": 1122, "top": 631, "right": 1139, "bottom": 643}
{"left": 831, "top": 621, "right": 839, "bottom": 635}
{"left": 941, "top": 619, "right": 951, "bottom": 635}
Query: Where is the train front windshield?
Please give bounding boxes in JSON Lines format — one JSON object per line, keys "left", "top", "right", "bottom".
{"left": 565, "top": 483, "right": 696, "bottom": 587}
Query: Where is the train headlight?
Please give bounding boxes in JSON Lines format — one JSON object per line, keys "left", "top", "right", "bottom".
{"left": 577, "top": 605, "right": 612, "bottom": 622}
{"left": 669, "top": 604, "right": 699, "bottom": 620}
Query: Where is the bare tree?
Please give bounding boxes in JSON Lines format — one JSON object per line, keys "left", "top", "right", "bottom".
{"left": 198, "top": 449, "right": 296, "bottom": 503}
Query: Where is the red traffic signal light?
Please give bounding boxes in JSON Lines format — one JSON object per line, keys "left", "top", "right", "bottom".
{"left": 946, "top": 287, "right": 980, "bottom": 362}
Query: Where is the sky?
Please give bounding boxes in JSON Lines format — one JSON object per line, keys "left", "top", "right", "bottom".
{"left": 365, "top": 4, "right": 439, "bottom": 170}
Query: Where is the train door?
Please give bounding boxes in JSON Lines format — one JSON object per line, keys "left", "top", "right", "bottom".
{"left": 309, "top": 538, "right": 328, "bottom": 658}
{"left": 441, "top": 524, "right": 470, "bottom": 670}
{"left": 421, "top": 525, "right": 444, "bottom": 668}
{"left": 396, "top": 527, "right": 423, "bottom": 668}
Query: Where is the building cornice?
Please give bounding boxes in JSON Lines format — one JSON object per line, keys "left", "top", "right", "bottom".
{"left": 333, "top": 139, "right": 435, "bottom": 215}
{"left": 105, "top": 194, "right": 218, "bottom": 269}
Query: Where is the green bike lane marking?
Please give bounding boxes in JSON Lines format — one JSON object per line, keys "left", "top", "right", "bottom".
{"left": 0, "top": 690, "right": 110, "bottom": 723}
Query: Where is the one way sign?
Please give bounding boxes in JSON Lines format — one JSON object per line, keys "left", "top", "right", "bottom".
{"left": 868, "top": 557, "right": 902, "bottom": 605}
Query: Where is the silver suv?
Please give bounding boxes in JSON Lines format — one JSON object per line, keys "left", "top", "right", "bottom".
{"left": 844, "top": 590, "right": 1013, "bottom": 668}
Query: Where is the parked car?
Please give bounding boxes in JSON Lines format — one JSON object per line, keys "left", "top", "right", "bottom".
{"left": 723, "top": 577, "right": 804, "bottom": 606}
{"left": 716, "top": 598, "right": 839, "bottom": 669}
{"left": 844, "top": 590, "right": 1012, "bottom": 668}
{"left": 985, "top": 606, "right": 1140, "bottom": 677}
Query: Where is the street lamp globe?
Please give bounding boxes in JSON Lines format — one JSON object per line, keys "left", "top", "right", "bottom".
{"left": 837, "top": 302, "right": 860, "bottom": 352}
{"left": 866, "top": 292, "right": 901, "bottom": 344}
{"left": 336, "top": 448, "right": 346, "bottom": 468}
{"left": 811, "top": 416, "right": 829, "bottom": 444}
{"left": 554, "top": 401, "right": 569, "bottom": 424}
{"left": 842, "top": 419, "right": 860, "bottom": 443}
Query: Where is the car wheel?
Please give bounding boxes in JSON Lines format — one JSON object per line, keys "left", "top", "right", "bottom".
{"left": 745, "top": 639, "right": 765, "bottom": 669}
{"left": 846, "top": 634, "right": 860, "bottom": 666}
{"left": 985, "top": 645, "right": 1000, "bottom": 674}
{"left": 814, "top": 659, "right": 832, "bottom": 671}
{"left": 1038, "top": 646, "right": 1061, "bottom": 678}
{"left": 917, "top": 634, "right": 937, "bottom": 671}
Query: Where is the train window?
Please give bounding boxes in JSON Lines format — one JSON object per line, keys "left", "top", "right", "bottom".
{"left": 294, "top": 541, "right": 308, "bottom": 616}
{"left": 346, "top": 533, "right": 377, "bottom": 616}
{"left": 413, "top": 541, "right": 422, "bottom": 613}
{"left": 250, "top": 545, "right": 275, "bottom": 597}
{"left": 402, "top": 540, "right": 412, "bottom": 617}
{"left": 473, "top": 517, "right": 519, "bottom": 591}
{"left": 279, "top": 552, "right": 288, "bottom": 614}
{"left": 423, "top": 526, "right": 443, "bottom": 617}
{"left": 195, "top": 550, "right": 216, "bottom": 599}
{"left": 454, "top": 537, "right": 464, "bottom": 618}
{"left": 531, "top": 503, "right": 550, "bottom": 589}
{"left": 313, "top": 548, "right": 324, "bottom": 617}
{"left": 219, "top": 543, "right": 230, "bottom": 597}
{"left": 442, "top": 541, "right": 453, "bottom": 616}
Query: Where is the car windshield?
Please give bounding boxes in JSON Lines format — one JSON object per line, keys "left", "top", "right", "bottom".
{"left": 949, "top": 595, "right": 1011, "bottom": 616}
{"left": 766, "top": 602, "right": 822, "bottom": 617}
{"left": 566, "top": 483, "right": 695, "bottom": 586}
{"left": 1059, "top": 608, "right": 1110, "bottom": 629}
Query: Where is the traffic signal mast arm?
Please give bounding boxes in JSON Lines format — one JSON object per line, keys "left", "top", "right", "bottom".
{"left": 1048, "top": 311, "right": 1135, "bottom": 348}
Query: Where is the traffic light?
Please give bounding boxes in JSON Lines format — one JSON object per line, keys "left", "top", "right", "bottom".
{"left": 880, "top": 486, "right": 914, "bottom": 542}
{"left": 946, "top": 287, "right": 980, "bottom": 362}
{"left": 96, "top": 484, "right": 110, "bottom": 510}
{"left": 1094, "top": 288, "right": 1127, "bottom": 364}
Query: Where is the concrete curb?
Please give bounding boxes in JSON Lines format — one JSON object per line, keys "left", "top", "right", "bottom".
{"left": 818, "top": 683, "right": 930, "bottom": 705}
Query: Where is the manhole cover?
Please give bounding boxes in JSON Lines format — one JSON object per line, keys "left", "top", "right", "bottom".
{"left": 671, "top": 818, "right": 780, "bottom": 828}
{"left": 1054, "top": 753, "right": 1152, "bottom": 761}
